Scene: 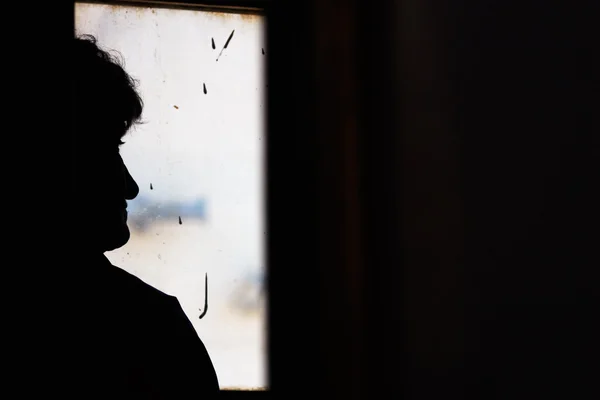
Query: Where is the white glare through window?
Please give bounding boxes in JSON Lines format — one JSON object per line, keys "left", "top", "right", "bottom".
{"left": 75, "top": 2, "right": 267, "bottom": 390}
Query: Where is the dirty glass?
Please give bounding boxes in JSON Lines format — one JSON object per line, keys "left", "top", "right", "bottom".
{"left": 75, "top": 2, "right": 267, "bottom": 390}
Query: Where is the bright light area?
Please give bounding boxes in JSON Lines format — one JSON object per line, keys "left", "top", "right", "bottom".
{"left": 75, "top": 3, "right": 267, "bottom": 389}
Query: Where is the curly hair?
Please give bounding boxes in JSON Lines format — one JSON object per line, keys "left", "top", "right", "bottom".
{"left": 73, "top": 34, "right": 144, "bottom": 145}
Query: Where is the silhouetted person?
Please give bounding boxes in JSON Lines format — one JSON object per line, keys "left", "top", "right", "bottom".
{"left": 71, "top": 34, "right": 219, "bottom": 397}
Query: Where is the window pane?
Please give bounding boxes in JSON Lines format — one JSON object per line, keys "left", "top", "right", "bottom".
{"left": 75, "top": 3, "right": 267, "bottom": 389}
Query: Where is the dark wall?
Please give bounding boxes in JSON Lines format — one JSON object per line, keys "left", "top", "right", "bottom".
{"left": 268, "top": 0, "right": 597, "bottom": 398}
{"left": 454, "top": 1, "right": 597, "bottom": 397}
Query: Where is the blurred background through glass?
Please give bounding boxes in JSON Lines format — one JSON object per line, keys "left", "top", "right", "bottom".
{"left": 75, "top": 2, "right": 267, "bottom": 389}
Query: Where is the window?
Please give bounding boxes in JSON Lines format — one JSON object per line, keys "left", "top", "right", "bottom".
{"left": 75, "top": 2, "right": 267, "bottom": 390}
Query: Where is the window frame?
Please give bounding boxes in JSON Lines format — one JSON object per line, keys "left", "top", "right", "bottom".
{"left": 73, "top": 0, "right": 271, "bottom": 393}
{"left": 75, "top": 0, "right": 266, "bottom": 15}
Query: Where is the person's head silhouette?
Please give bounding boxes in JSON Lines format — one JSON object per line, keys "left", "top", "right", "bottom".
{"left": 73, "top": 35, "right": 144, "bottom": 253}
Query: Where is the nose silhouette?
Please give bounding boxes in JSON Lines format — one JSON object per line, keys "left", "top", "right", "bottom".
{"left": 123, "top": 163, "right": 139, "bottom": 200}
